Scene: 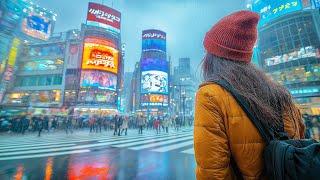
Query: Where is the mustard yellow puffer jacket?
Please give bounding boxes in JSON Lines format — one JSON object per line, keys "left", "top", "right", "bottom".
{"left": 194, "top": 83, "right": 305, "bottom": 180}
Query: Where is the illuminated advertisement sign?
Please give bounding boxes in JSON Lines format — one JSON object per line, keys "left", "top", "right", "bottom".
{"left": 141, "top": 58, "right": 168, "bottom": 72}
{"left": 21, "top": 59, "right": 64, "bottom": 71}
{"left": 141, "top": 94, "right": 169, "bottom": 106}
{"left": 142, "top": 30, "right": 166, "bottom": 52}
{"left": 142, "top": 30, "right": 166, "bottom": 40}
{"left": 2, "top": 38, "right": 20, "bottom": 84}
{"left": 22, "top": 13, "right": 52, "bottom": 40}
{"left": 80, "top": 70, "right": 117, "bottom": 91}
{"left": 141, "top": 70, "right": 168, "bottom": 94}
{"left": 8, "top": 38, "right": 20, "bottom": 66}
{"left": 87, "top": 2, "right": 121, "bottom": 33}
{"left": 265, "top": 46, "right": 318, "bottom": 66}
{"left": 82, "top": 37, "right": 119, "bottom": 74}
{"left": 315, "top": 0, "right": 320, "bottom": 8}
{"left": 28, "top": 44, "right": 65, "bottom": 57}
{"left": 252, "top": 0, "right": 302, "bottom": 26}
{"left": 78, "top": 90, "right": 117, "bottom": 104}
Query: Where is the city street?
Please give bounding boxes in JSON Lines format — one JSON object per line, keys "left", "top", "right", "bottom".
{"left": 0, "top": 128, "right": 195, "bottom": 179}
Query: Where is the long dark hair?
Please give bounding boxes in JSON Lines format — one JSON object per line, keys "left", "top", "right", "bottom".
{"left": 202, "top": 53, "right": 300, "bottom": 130}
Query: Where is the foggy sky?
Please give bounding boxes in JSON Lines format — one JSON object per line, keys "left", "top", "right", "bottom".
{"left": 34, "top": 0, "right": 245, "bottom": 73}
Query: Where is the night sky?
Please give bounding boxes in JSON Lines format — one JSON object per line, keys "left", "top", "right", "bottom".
{"left": 34, "top": 0, "right": 245, "bottom": 73}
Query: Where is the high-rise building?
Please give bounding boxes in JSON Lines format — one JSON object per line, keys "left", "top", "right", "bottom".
{"left": 251, "top": 0, "right": 320, "bottom": 115}
{"left": 0, "top": 0, "right": 56, "bottom": 106}
{"left": 178, "top": 58, "right": 191, "bottom": 76}
{"left": 172, "top": 57, "right": 197, "bottom": 119}
{"left": 137, "top": 29, "right": 169, "bottom": 118}
{"left": 75, "top": 2, "right": 122, "bottom": 116}
{"left": 2, "top": 30, "right": 81, "bottom": 115}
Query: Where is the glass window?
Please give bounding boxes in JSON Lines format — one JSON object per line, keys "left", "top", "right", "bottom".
{"left": 38, "top": 76, "right": 46, "bottom": 86}
{"left": 46, "top": 76, "right": 52, "bottom": 86}
{"left": 53, "top": 75, "right": 62, "bottom": 85}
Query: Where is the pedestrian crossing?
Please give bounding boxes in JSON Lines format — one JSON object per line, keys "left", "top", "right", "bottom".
{"left": 0, "top": 128, "right": 195, "bottom": 161}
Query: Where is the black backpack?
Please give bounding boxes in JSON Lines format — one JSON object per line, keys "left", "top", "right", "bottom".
{"left": 212, "top": 80, "right": 320, "bottom": 180}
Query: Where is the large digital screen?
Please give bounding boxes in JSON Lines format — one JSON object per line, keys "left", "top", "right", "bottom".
{"left": 78, "top": 90, "right": 117, "bottom": 104}
{"left": 141, "top": 58, "right": 168, "bottom": 72}
{"left": 87, "top": 2, "right": 121, "bottom": 33}
{"left": 142, "top": 30, "right": 166, "bottom": 52}
{"left": 21, "top": 59, "right": 64, "bottom": 71}
{"left": 141, "top": 70, "right": 168, "bottom": 94}
{"left": 80, "top": 70, "right": 117, "bottom": 91}
{"left": 252, "top": 0, "right": 302, "bottom": 26}
{"left": 22, "top": 13, "right": 52, "bottom": 40}
{"left": 28, "top": 44, "right": 65, "bottom": 57}
{"left": 82, "top": 37, "right": 119, "bottom": 74}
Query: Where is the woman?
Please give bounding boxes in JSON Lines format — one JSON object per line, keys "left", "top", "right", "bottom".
{"left": 121, "top": 116, "right": 129, "bottom": 136}
{"left": 194, "top": 11, "right": 305, "bottom": 179}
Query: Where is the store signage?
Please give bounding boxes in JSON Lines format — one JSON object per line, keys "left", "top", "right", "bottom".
{"left": 142, "top": 33, "right": 166, "bottom": 40}
{"left": 87, "top": 2, "right": 121, "bottom": 31}
{"left": 252, "top": 0, "right": 302, "bottom": 26}
{"left": 142, "top": 30, "right": 166, "bottom": 40}
{"left": 8, "top": 38, "right": 20, "bottom": 66}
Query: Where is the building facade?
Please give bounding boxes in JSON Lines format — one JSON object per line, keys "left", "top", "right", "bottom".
{"left": 73, "top": 2, "right": 123, "bottom": 116}
{"left": 171, "top": 58, "right": 197, "bottom": 119}
{"left": 251, "top": 0, "right": 320, "bottom": 115}
{"left": 134, "top": 29, "right": 170, "bottom": 118}
{"left": 0, "top": 0, "right": 56, "bottom": 108}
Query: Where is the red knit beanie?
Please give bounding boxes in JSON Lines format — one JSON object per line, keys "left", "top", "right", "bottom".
{"left": 204, "top": 10, "right": 260, "bottom": 63}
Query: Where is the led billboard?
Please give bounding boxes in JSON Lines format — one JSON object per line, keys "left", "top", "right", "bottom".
{"left": 252, "top": 0, "right": 302, "bottom": 26}
{"left": 82, "top": 37, "right": 119, "bottom": 74}
{"left": 142, "top": 30, "right": 166, "bottom": 52}
{"left": 21, "top": 59, "right": 64, "bottom": 71}
{"left": 80, "top": 70, "right": 117, "bottom": 91}
{"left": 87, "top": 2, "right": 121, "bottom": 33}
{"left": 141, "top": 94, "right": 169, "bottom": 106}
{"left": 22, "top": 13, "right": 52, "bottom": 40}
{"left": 78, "top": 90, "right": 117, "bottom": 104}
{"left": 141, "top": 70, "right": 168, "bottom": 94}
{"left": 29, "top": 44, "right": 65, "bottom": 57}
{"left": 141, "top": 58, "right": 168, "bottom": 72}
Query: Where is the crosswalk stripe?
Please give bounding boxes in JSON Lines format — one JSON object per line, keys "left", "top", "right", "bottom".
{"left": 152, "top": 141, "right": 194, "bottom": 152}
{"left": 0, "top": 131, "right": 192, "bottom": 147}
{"left": 0, "top": 143, "right": 77, "bottom": 153}
{"left": 129, "top": 136, "right": 193, "bottom": 150}
{"left": 112, "top": 134, "right": 192, "bottom": 148}
{"left": 181, "top": 148, "right": 194, "bottom": 154}
{"left": 97, "top": 132, "right": 192, "bottom": 143}
{"left": 0, "top": 132, "right": 188, "bottom": 152}
{"left": 0, "top": 149, "right": 90, "bottom": 161}
{"left": 0, "top": 133, "right": 193, "bottom": 157}
{"left": 0, "top": 133, "right": 169, "bottom": 149}
{"left": 0, "top": 129, "right": 193, "bottom": 143}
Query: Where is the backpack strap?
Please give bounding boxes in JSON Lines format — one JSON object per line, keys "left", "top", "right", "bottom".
{"left": 210, "top": 80, "right": 273, "bottom": 143}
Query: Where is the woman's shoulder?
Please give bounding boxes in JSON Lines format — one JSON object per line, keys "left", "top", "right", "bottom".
{"left": 197, "top": 82, "right": 230, "bottom": 100}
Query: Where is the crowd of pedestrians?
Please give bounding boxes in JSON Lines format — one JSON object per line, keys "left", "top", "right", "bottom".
{"left": 303, "top": 114, "right": 320, "bottom": 140}
{"left": 0, "top": 114, "right": 194, "bottom": 137}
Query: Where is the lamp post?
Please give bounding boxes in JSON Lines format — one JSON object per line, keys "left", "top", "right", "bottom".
{"left": 181, "top": 89, "right": 186, "bottom": 126}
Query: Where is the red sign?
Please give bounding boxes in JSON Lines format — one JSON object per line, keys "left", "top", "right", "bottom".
{"left": 87, "top": 2, "right": 121, "bottom": 30}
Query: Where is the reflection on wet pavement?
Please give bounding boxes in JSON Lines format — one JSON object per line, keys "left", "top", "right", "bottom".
{"left": 0, "top": 148, "right": 196, "bottom": 180}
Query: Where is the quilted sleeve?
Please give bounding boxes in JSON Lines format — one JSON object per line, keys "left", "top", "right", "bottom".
{"left": 194, "top": 85, "right": 232, "bottom": 180}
